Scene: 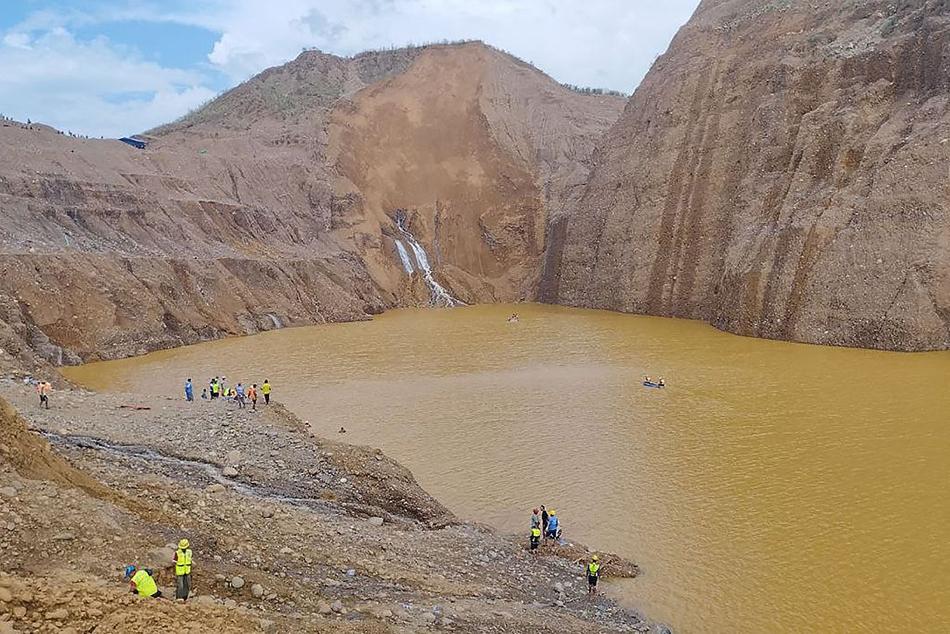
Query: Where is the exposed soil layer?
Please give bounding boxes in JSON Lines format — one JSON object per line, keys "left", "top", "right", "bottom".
{"left": 550, "top": 0, "right": 950, "bottom": 351}
{"left": 0, "top": 42, "right": 623, "bottom": 368}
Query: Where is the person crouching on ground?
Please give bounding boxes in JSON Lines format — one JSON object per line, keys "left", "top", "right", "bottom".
{"left": 586, "top": 555, "right": 601, "bottom": 595}
{"left": 174, "top": 538, "right": 193, "bottom": 600}
{"left": 125, "top": 565, "right": 161, "bottom": 598}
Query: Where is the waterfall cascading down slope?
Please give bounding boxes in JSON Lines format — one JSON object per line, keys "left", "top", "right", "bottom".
{"left": 394, "top": 240, "right": 415, "bottom": 274}
{"left": 392, "top": 211, "right": 462, "bottom": 307}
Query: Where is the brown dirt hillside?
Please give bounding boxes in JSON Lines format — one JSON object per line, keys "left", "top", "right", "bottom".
{"left": 0, "top": 42, "right": 622, "bottom": 367}
{"left": 550, "top": 0, "right": 950, "bottom": 351}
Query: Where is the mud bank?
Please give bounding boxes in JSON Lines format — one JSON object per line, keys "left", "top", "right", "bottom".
{"left": 0, "top": 383, "right": 653, "bottom": 633}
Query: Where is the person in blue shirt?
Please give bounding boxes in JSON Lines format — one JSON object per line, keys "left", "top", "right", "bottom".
{"left": 184, "top": 378, "right": 193, "bottom": 402}
{"left": 546, "top": 510, "right": 559, "bottom": 542}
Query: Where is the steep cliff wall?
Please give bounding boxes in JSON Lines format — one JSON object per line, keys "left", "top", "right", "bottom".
{"left": 0, "top": 42, "right": 622, "bottom": 366}
{"left": 551, "top": 0, "right": 950, "bottom": 350}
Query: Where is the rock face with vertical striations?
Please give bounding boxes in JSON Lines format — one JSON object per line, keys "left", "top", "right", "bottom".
{"left": 549, "top": 0, "right": 950, "bottom": 351}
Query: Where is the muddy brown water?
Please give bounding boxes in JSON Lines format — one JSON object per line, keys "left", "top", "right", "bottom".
{"left": 64, "top": 304, "right": 950, "bottom": 633}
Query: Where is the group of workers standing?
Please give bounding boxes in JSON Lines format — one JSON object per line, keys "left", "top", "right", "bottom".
{"left": 529, "top": 504, "right": 561, "bottom": 551}
{"left": 529, "top": 506, "right": 603, "bottom": 595}
{"left": 184, "top": 377, "right": 272, "bottom": 410}
{"left": 125, "top": 538, "right": 193, "bottom": 600}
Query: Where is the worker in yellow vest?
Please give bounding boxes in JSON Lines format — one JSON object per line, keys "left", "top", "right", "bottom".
{"left": 261, "top": 379, "right": 272, "bottom": 405}
{"left": 586, "top": 554, "right": 601, "bottom": 595}
{"left": 125, "top": 565, "right": 161, "bottom": 598}
{"left": 530, "top": 526, "right": 542, "bottom": 552}
{"left": 174, "top": 538, "right": 193, "bottom": 600}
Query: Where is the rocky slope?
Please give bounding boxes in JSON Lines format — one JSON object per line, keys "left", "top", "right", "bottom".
{"left": 549, "top": 0, "right": 950, "bottom": 351}
{"left": 0, "top": 42, "right": 623, "bottom": 368}
{"left": 0, "top": 384, "right": 649, "bottom": 633}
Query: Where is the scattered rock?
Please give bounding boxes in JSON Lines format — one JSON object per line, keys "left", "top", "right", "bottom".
{"left": 45, "top": 608, "right": 69, "bottom": 620}
{"left": 318, "top": 602, "right": 332, "bottom": 615}
{"left": 251, "top": 583, "right": 264, "bottom": 598}
{"left": 205, "top": 483, "right": 226, "bottom": 494}
{"left": 230, "top": 576, "right": 245, "bottom": 589}
{"left": 367, "top": 516, "right": 384, "bottom": 527}
{"left": 225, "top": 450, "right": 241, "bottom": 464}
{"left": 261, "top": 508, "right": 275, "bottom": 519}
{"left": 222, "top": 466, "right": 239, "bottom": 477}
{"left": 0, "top": 587, "right": 11, "bottom": 602}
{"left": 0, "top": 487, "right": 16, "bottom": 498}
{"left": 331, "top": 600, "right": 344, "bottom": 613}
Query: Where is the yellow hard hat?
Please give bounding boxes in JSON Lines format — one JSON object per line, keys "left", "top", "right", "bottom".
{"left": 178, "top": 538, "right": 189, "bottom": 549}
{"left": 592, "top": 554, "right": 599, "bottom": 561}
{"left": 550, "top": 510, "right": 556, "bottom": 515}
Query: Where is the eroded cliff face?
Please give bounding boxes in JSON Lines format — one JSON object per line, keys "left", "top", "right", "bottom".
{"left": 0, "top": 42, "right": 622, "bottom": 367}
{"left": 551, "top": 0, "right": 950, "bottom": 350}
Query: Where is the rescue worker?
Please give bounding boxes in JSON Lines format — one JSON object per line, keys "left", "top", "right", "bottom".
{"left": 586, "top": 555, "right": 601, "bottom": 595}
{"left": 261, "top": 379, "right": 271, "bottom": 405}
{"left": 174, "top": 538, "right": 193, "bottom": 600}
{"left": 540, "top": 505, "right": 549, "bottom": 533}
{"left": 530, "top": 526, "right": 542, "bottom": 552}
{"left": 546, "top": 510, "right": 559, "bottom": 542}
{"left": 184, "top": 378, "right": 194, "bottom": 402}
{"left": 210, "top": 378, "right": 220, "bottom": 400}
{"left": 125, "top": 565, "right": 162, "bottom": 598}
{"left": 248, "top": 384, "right": 258, "bottom": 411}
{"left": 36, "top": 381, "right": 51, "bottom": 409}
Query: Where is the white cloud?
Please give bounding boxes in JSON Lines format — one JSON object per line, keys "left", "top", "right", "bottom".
{"left": 177, "top": 0, "right": 700, "bottom": 91}
{"left": 0, "top": 0, "right": 699, "bottom": 136}
{"left": 0, "top": 27, "right": 216, "bottom": 136}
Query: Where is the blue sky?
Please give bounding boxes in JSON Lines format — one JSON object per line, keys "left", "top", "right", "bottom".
{"left": 0, "top": 1, "right": 700, "bottom": 137}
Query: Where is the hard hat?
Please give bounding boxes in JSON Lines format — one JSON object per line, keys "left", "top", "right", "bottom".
{"left": 178, "top": 538, "right": 190, "bottom": 549}
{"left": 124, "top": 564, "right": 136, "bottom": 578}
{"left": 550, "top": 510, "right": 556, "bottom": 515}
{"left": 592, "top": 555, "right": 599, "bottom": 561}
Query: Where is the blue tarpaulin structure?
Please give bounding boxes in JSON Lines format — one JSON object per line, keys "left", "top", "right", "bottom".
{"left": 119, "top": 137, "right": 146, "bottom": 150}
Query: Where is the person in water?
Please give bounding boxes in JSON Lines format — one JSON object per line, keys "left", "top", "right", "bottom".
{"left": 184, "top": 378, "right": 193, "bottom": 402}
{"left": 507, "top": 314, "right": 519, "bottom": 323}
{"left": 658, "top": 377, "right": 665, "bottom": 387}
{"left": 644, "top": 376, "right": 653, "bottom": 384}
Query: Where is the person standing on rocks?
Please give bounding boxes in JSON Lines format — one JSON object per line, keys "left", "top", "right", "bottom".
{"left": 261, "top": 379, "right": 271, "bottom": 405}
{"left": 36, "top": 381, "right": 51, "bottom": 409}
{"left": 210, "top": 378, "right": 220, "bottom": 400}
{"left": 184, "top": 378, "right": 194, "bottom": 402}
{"left": 248, "top": 384, "right": 258, "bottom": 411}
{"left": 174, "top": 538, "right": 193, "bottom": 600}
{"left": 235, "top": 383, "right": 246, "bottom": 409}
{"left": 545, "top": 510, "right": 559, "bottom": 543}
{"left": 530, "top": 508, "right": 541, "bottom": 530}
{"left": 530, "top": 525, "right": 542, "bottom": 552}
{"left": 586, "top": 555, "right": 601, "bottom": 595}
{"left": 125, "top": 565, "right": 162, "bottom": 598}
{"left": 540, "top": 506, "right": 549, "bottom": 536}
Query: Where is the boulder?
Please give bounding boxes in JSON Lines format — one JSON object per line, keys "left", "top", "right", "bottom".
{"left": 230, "top": 576, "right": 245, "bottom": 589}
{"left": 367, "top": 517, "right": 384, "bottom": 527}
{"left": 251, "top": 583, "right": 264, "bottom": 598}
{"left": 222, "top": 466, "right": 239, "bottom": 478}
